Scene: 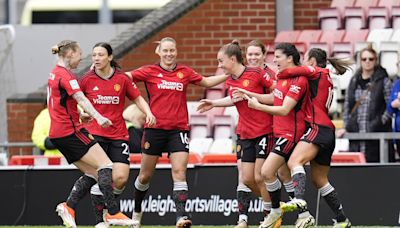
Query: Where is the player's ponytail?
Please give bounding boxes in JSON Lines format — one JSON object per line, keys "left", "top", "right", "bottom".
{"left": 219, "top": 39, "right": 243, "bottom": 64}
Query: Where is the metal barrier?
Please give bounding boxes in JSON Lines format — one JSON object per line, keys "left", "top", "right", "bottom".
{"left": 342, "top": 132, "right": 400, "bottom": 163}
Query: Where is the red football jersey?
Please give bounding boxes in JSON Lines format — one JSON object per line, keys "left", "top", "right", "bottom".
{"left": 48, "top": 65, "right": 83, "bottom": 138}
{"left": 80, "top": 69, "right": 140, "bottom": 140}
{"left": 272, "top": 76, "right": 309, "bottom": 142}
{"left": 227, "top": 67, "right": 275, "bottom": 139}
{"left": 129, "top": 63, "right": 203, "bottom": 130}
{"left": 278, "top": 66, "right": 335, "bottom": 129}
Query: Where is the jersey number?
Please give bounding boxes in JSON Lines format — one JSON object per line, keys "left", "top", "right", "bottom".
{"left": 121, "top": 142, "right": 129, "bottom": 155}
{"left": 258, "top": 137, "right": 267, "bottom": 150}
{"left": 179, "top": 132, "right": 189, "bottom": 145}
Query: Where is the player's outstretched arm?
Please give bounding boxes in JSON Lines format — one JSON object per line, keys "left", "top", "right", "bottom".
{"left": 72, "top": 91, "right": 112, "bottom": 128}
{"left": 198, "top": 74, "right": 229, "bottom": 88}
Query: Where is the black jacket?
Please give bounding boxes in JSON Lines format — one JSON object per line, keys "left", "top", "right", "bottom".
{"left": 345, "top": 65, "right": 391, "bottom": 132}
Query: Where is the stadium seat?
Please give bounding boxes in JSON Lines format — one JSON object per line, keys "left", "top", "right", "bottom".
{"left": 368, "top": 6, "right": 390, "bottom": 29}
{"left": 390, "top": 28, "right": 400, "bottom": 41}
{"left": 274, "top": 30, "right": 301, "bottom": 43}
{"left": 379, "top": 41, "right": 400, "bottom": 77}
{"left": 368, "top": 28, "right": 393, "bottom": 42}
{"left": 213, "top": 115, "right": 233, "bottom": 139}
{"left": 334, "top": 138, "right": 350, "bottom": 153}
{"left": 392, "top": 6, "right": 400, "bottom": 29}
{"left": 187, "top": 101, "right": 201, "bottom": 117}
{"left": 205, "top": 88, "right": 225, "bottom": 100}
{"left": 208, "top": 138, "right": 233, "bottom": 154}
{"left": 9, "top": 155, "right": 63, "bottom": 166}
{"left": 189, "top": 138, "right": 213, "bottom": 155}
{"left": 318, "top": 8, "right": 343, "bottom": 30}
{"left": 190, "top": 114, "right": 209, "bottom": 138}
{"left": 201, "top": 153, "right": 237, "bottom": 164}
{"left": 331, "top": 152, "right": 366, "bottom": 164}
{"left": 344, "top": 0, "right": 379, "bottom": 30}
{"left": 318, "top": 0, "right": 355, "bottom": 30}
{"left": 296, "top": 30, "right": 322, "bottom": 51}
{"left": 333, "top": 30, "right": 369, "bottom": 58}
{"left": 310, "top": 30, "right": 345, "bottom": 56}
{"left": 223, "top": 106, "right": 239, "bottom": 128}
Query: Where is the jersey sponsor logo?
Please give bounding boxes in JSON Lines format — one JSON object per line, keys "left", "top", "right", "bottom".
{"left": 242, "top": 79, "right": 250, "bottom": 87}
{"left": 49, "top": 73, "right": 55, "bottom": 80}
{"left": 177, "top": 72, "right": 184, "bottom": 79}
{"left": 69, "top": 79, "right": 80, "bottom": 90}
{"left": 157, "top": 80, "right": 183, "bottom": 91}
{"left": 114, "top": 84, "right": 121, "bottom": 92}
{"left": 93, "top": 86, "right": 99, "bottom": 91}
{"left": 273, "top": 88, "right": 283, "bottom": 100}
{"left": 289, "top": 85, "right": 301, "bottom": 94}
{"left": 93, "top": 95, "right": 120, "bottom": 104}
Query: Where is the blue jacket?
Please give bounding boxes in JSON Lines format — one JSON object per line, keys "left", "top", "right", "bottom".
{"left": 387, "top": 77, "right": 400, "bottom": 132}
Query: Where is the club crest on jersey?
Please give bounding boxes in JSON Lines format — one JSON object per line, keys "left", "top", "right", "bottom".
{"left": 177, "top": 72, "right": 184, "bottom": 79}
{"left": 114, "top": 84, "right": 121, "bottom": 92}
{"left": 144, "top": 141, "right": 150, "bottom": 150}
{"left": 236, "top": 144, "right": 242, "bottom": 153}
{"left": 242, "top": 79, "right": 250, "bottom": 87}
{"left": 88, "top": 134, "right": 94, "bottom": 140}
{"left": 282, "top": 80, "right": 287, "bottom": 87}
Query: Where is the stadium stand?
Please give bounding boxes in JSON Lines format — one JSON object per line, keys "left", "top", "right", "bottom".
{"left": 189, "top": 138, "right": 213, "bottom": 155}
{"left": 190, "top": 114, "right": 209, "bottom": 138}
{"left": 274, "top": 30, "right": 301, "bottom": 43}
{"left": 309, "top": 29, "right": 345, "bottom": 56}
{"left": 318, "top": 0, "right": 355, "bottom": 30}
{"left": 393, "top": 6, "right": 400, "bottom": 29}
{"left": 379, "top": 41, "right": 400, "bottom": 77}
{"left": 343, "top": 0, "right": 379, "bottom": 30}
{"left": 212, "top": 115, "right": 233, "bottom": 139}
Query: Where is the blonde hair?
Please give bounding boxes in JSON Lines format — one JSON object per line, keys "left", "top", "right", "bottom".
{"left": 51, "top": 40, "right": 79, "bottom": 56}
{"left": 154, "top": 37, "right": 177, "bottom": 54}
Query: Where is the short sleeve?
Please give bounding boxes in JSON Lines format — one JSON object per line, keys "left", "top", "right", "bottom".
{"left": 59, "top": 72, "right": 81, "bottom": 96}
{"left": 188, "top": 68, "right": 204, "bottom": 84}
{"left": 130, "top": 67, "right": 149, "bottom": 83}
{"left": 286, "top": 76, "right": 308, "bottom": 101}
{"left": 126, "top": 79, "right": 141, "bottom": 101}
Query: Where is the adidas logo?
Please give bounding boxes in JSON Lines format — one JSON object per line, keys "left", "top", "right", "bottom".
{"left": 93, "top": 86, "right": 99, "bottom": 91}
{"left": 157, "top": 73, "right": 164, "bottom": 78}
{"left": 259, "top": 150, "right": 265, "bottom": 155}
{"left": 274, "top": 146, "right": 281, "bottom": 151}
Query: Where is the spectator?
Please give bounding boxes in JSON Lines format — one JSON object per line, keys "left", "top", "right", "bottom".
{"left": 31, "top": 107, "right": 62, "bottom": 156}
{"left": 387, "top": 60, "right": 400, "bottom": 160}
{"left": 339, "top": 44, "right": 393, "bottom": 162}
{"left": 123, "top": 104, "right": 146, "bottom": 153}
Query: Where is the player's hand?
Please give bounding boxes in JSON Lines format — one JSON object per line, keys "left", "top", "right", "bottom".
{"left": 197, "top": 99, "right": 214, "bottom": 113}
{"left": 80, "top": 112, "right": 93, "bottom": 123}
{"left": 244, "top": 94, "right": 260, "bottom": 109}
{"left": 232, "top": 87, "right": 249, "bottom": 102}
{"left": 146, "top": 113, "right": 156, "bottom": 127}
{"left": 96, "top": 116, "right": 112, "bottom": 128}
{"left": 336, "top": 128, "right": 346, "bottom": 138}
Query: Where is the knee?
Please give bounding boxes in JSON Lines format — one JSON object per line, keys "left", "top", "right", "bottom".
{"left": 242, "top": 176, "right": 256, "bottom": 188}
{"left": 254, "top": 172, "right": 264, "bottom": 185}
{"left": 172, "top": 168, "right": 186, "bottom": 181}
{"left": 311, "top": 175, "right": 328, "bottom": 188}
{"left": 138, "top": 172, "right": 152, "bottom": 185}
{"left": 113, "top": 174, "right": 128, "bottom": 189}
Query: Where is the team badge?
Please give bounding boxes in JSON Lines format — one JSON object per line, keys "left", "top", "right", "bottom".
{"left": 242, "top": 79, "right": 250, "bottom": 87}
{"left": 88, "top": 134, "right": 94, "bottom": 140}
{"left": 114, "top": 84, "right": 121, "bottom": 92}
{"left": 177, "top": 72, "right": 184, "bottom": 79}
{"left": 236, "top": 144, "right": 241, "bottom": 153}
{"left": 144, "top": 141, "right": 150, "bottom": 150}
{"left": 282, "top": 80, "right": 287, "bottom": 87}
